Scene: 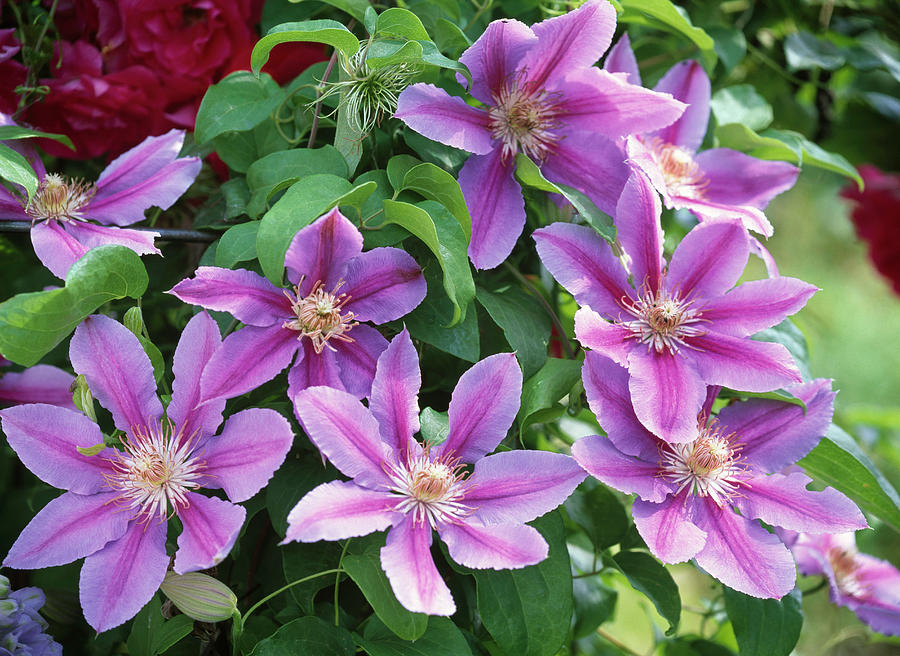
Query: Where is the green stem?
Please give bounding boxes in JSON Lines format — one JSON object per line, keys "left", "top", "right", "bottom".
{"left": 503, "top": 262, "right": 575, "bottom": 360}
{"left": 240, "top": 568, "right": 345, "bottom": 627}
{"left": 334, "top": 539, "right": 352, "bottom": 626}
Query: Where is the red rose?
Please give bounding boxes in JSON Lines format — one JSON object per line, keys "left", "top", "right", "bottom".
{"left": 0, "top": 28, "right": 27, "bottom": 115}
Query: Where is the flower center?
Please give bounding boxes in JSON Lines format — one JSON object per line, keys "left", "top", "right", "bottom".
{"left": 385, "top": 447, "right": 474, "bottom": 528}
{"left": 646, "top": 137, "right": 708, "bottom": 199}
{"left": 24, "top": 173, "right": 96, "bottom": 223}
{"left": 283, "top": 279, "right": 358, "bottom": 354}
{"left": 488, "top": 78, "right": 561, "bottom": 163}
{"left": 103, "top": 420, "right": 205, "bottom": 523}
{"left": 827, "top": 547, "right": 868, "bottom": 597}
{"left": 659, "top": 424, "right": 747, "bottom": 506}
{"left": 620, "top": 286, "right": 706, "bottom": 354}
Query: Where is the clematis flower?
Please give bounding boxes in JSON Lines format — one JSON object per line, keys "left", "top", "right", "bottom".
{"left": 0, "top": 313, "right": 293, "bottom": 632}
{"left": 169, "top": 208, "right": 426, "bottom": 402}
{"left": 394, "top": 0, "right": 685, "bottom": 270}
{"left": 0, "top": 356, "right": 76, "bottom": 409}
{"left": 572, "top": 358, "right": 867, "bottom": 598}
{"left": 534, "top": 171, "right": 815, "bottom": 442}
{"left": 783, "top": 531, "right": 900, "bottom": 635}
{"left": 284, "top": 330, "right": 586, "bottom": 615}
{"left": 0, "top": 122, "right": 201, "bottom": 279}
{"left": 604, "top": 35, "right": 800, "bottom": 245}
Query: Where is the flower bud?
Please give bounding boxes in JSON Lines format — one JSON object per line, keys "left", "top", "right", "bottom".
{"left": 0, "top": 576, "right": 9, "bottom": 599}
{"left": 160, "top": 571, "right": 237, "bottom": 623}
{"left": 123, "top": 306, "right": 146, "bottom": 338}
{"left": 70, "top": 374, "right": 97, "bottom": 422}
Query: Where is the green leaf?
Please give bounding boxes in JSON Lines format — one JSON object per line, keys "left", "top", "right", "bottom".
{"left": 0, "top": 125, "right": 75, "bottom": 150}
{"left": 710, "top": 85, "right": 773, "bottom": 132}
{"left": 475, "top": 511, "right": 572, "bottom": 656}
{"left": 292, "top": 0, "right": 372, "bottom": 24}
{"left": 0, "top": 143, "right": 37, "bottom": 201}
{"left": 401, "top": 162, "right": 471, "bottom": 240}
{"left": 267, "top": 454, "right": 339, "bottom": 536}
{"left": 386, "top": 154, "right": 422, "bottom": 190}
{"left": 343, "top": 534, "right": 429, "bottom": 641}
{"left": 800, "top": 424, "right": 900, "bottom": 531}
{"left": 618, "top": 0, "right": 717, "bottom": 71}
{"left": 476, "top": 286, "right": 550, "bottom": 378}
{"left": 565, "top": 480, "right": 628, "bottom": 551}
{"left": 405, "top": 264, "right": 479, "bottom": 362}
{"left": 433, "top": 18, "right": 471, "bottom": 55}
{"left": 252, "top": 20, "right": 360, "bottom": 75}
{"left": 716, "top": 387, "right": 806, "bottom": 412}
{"left": 382, "top": 199, "right": 474, "bottom": 324}
{"left": 403, "top": 127, "right": 467, "bottom": 171}
{"left": 195, "top": 72, "right": 284, "bottom": 144}
{"left": 333, "top": 66, "right": 366, "bottom": 175}
{"left": 514, "top": 154, "right": 615, "bottom": 243}
{"left": 611, "top": 550, "right": 681, "bottom": 634}
{"left": 256, "top": 174, "right": 355, "bottom": 283}
{"left": 375, "top": 8, "right": 429, "bottom": 40}
{"left": 707, "top": 26, "right": 746, "bottom": 73}
{"left": 418, "top": 40, "right": 473, "bottom": 88}
{"left": 365, "top": 39, "right": 424, "bottom": 69}
{"left": 127, "top": 595, "right": 193, "bottom": 656}
{"left": 784, "top": 32, "right": 845, "bottom": 71}
{"left": 419, "top": 407, "right": 449, "bottom": 446}
{"left": 246, "top": 146, "right": 348, "bottom": 217}
{"left": 517, "top": 358, "right": 582, "bottom": 438}
{"left": 215, "top": 222, "right": 260, "bottom": 268}
{"left": 776, "top": 131, "right": 863, "bottom": 189}
{"left": 138, "top": 335, "right": 165, "bottom": 384}
{"left": 0, "top": 246, "right": 148, "bottom": 366}
{"left": 723, "top": 586, "right": 802, "bottom": 656}
{"left": 250, "top": 616, "right": 355, "bottom": 655}
{"left": 222, "top": 177, "right": 251, "bottom": 219}
{"left": 281, "top": 541, "right": 344, "bottom": 613}
{"left": 753, "top": 319, "right": 811, "bottom": 381}
{"left": 355, "top": 615, "right": 472, "bottom": 656}
{"left": 572, "top": 577, "right": 617, "bottom": 639}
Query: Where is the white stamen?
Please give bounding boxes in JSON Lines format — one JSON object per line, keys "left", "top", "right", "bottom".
{"left": 659, "top": 423, "right": 747, "bottom": 506}
{"left": 620, "top": 284, "right": 707, "bottom": 354}
{"left": 283, "top": 278, "right": 358, "bottom": 353}
{"left": 24, "top": 173, "right": 96, "bottom": 223}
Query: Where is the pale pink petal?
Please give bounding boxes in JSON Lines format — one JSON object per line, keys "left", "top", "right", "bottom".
{"left": 685, "top": 332, "right": 802, "bottom": 393}
{"left": 341, "top": 248, "right": 426, "bottom": 324}
{"left": 701, "top": 277, "right": 817, "bottom": 337}
{"left": 167, "top": 311, "right": 225, "bottom": 439}
{"left": 61, "top": 222, "right": 160, "bottom": 257}
{"left": 95, "top": 130, "right": 187, "bottom": 195}
{"left": 284, "top": 208, "right": 363, "bottom": 295}
{"left": 666, "top": 221, "right": 749, "bottom": 300}
{"left": 649, "top": 60, "right": 711, "bottom": 152}
{"left": 571, "top": 434, "right": 674, "bottom": 503}
{"left": 603, "top": 34, "right": 641, "bottom": 85}
{"left": 615, "top": 171, "right": 664, "bottom": 292}
{"left": 287, "top": 339, "right": 345, "bottom": 396}
{"left": 0, "top": 364, "right": 75, "bottom": 408}
{"left": 168, "top": 267, "right": 291, "bottom": 327}
{"left": 173, "top": 493, "right": 246, "bottom": 573}
{"left": 381, "top": 518, "right": 455, "bottom": 615}
{"left": 627, "top": 352, "right": 706, "bottom": 444}
{"left": 333, "top": 324, "right": 389, "bottom": 398}
{"left": 441, "top": 519, "right": 548, "bottom": 569}
{"left": 632, "top": 495, "right": 708, "bottom": 563}
{"left": 284, "top": 480, "right": 401, "bottom": 542}
{"left": 369, "top": 329, "right": 421, "bottom": 453}
{"left": 31, "top": 220, "right": 88, "bottom": 279}
{"left": 457, "top": 18, "right": 536, "bottom": 105}
{"left": 695, "top": 149, "right": 799, "bottom": 209}
{"left": 573, "top": 307, "right": 634, "bottom": 367}
{"left": 394, "top": 84, "right": 495, "bottom": 155}
{"left": 675, "top": 196, "right": 774, "bottom": 237}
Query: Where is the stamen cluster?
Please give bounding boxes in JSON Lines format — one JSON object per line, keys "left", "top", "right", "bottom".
{"left": 646, "top": 137, "right": 708, "bottom": 199}
{"left": 620, "top": 286, "right": 706, "bottom": 354}
{"left": 283, "top": 279, "right": 358, "bottom": 353}
{"left": 827, "top": 546, "right": 869, "bottom": 597}
{"left": 24, "top": 173, "right": 96, "bottom": 223}
{"left": 488, "top": 77, "right": 562, "bottom": 163}
{"left": 384, "top": 447, "right": 474, "bottom": 529}
{"left": 659, "top": 424, "right": 747, "bottom": 506}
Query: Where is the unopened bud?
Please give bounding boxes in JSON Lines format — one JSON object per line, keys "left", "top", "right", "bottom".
{"left": 70, "top": 374, "right": 96, "bottom": 422}
{"left": 123, "top": 306, "right": 146, "bottom": 338}
{"left": 0, "top": 576, "right": 9, "bottom": 598}
{"left": 160, "top": 571, "right": 237, "bottom": 623}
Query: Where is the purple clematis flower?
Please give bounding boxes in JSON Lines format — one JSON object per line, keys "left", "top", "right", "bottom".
{"left": 534, "top": 171, "right": 816, "bottom": 442}
{"left": 394, "top": 0, "right": 685, "bottom": 270}
{"left": 0, "top": 356, "right": 75, "bottom": 409}
{"left": 169, "top": 208, "right": 426, "bottom": 402}
{"left": 604, "top": 36, "right": 799, "bottom": 269}
{"left": 573, "top": 358, "right": 867, "bottom": 598}
{"left": 782, "top": 531, "right": 900, "bottom": 635}
{"left": 0, "top": 117, "right": 201, "bottom": 279}
{"left": 284, "top": 329, "right": 586, "bottom": 615}
{"left": 0, "top": 312, "right": 293, "bottom": 632}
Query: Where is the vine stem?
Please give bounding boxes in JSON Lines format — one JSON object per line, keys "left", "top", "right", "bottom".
{"left": 503, "top": 262, "right": 575, "bottom": 360}
{"left": 334, "top": 539, "right": 352, "bottom": 626}
{"left": 596, "top": 628, "right": 643, "bottom": 656}
{"left": 307, "top": 19, "right": 356, "bottom": 148}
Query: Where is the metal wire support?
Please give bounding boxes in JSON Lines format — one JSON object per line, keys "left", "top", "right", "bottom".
{"left": 0, "top": 222, "right": 217, "bottom": 243}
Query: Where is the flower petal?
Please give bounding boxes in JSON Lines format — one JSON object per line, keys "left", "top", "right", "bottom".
{"left": 521, "top": 0, "right": 616, "bottom": 88}
{"left": 80, "top": 519, "right": 169, "bottom": 633}
{"left": 381, "top": 518, "right": 455, "bottom": 615}
{"left": 31, "top": 220, "right": 88, "bottom": 279}
{"left": 70, "top": 314, "right": 162, "bottom": 432}
{"left": 686, "top": 332, "right": 802, "bottom": 393}
{"left": 441, "top": 519, "right": 548, "bottom": 569}
{"left": 460, "top": 149, "right": 525, "bottom": 270}
{"left": 4, "top": 492, "right": 131, "bottom": 569}
{"left": 666, "top": 221, "right": 749, "bottom": 300}
{"left": 369, "top": 329, "right": 421, "bottom": 453}
{"left": 573, "top": 307, "right": 634, "bottom": 366}
{"left": 292, "top": 385, "right": 393, "bottom": 486}
{"left": 692, "top": 498, "right": 796, "bottom": 599}
{"left": 701, "top": 277, "right": 817, "bottom": 337}
{"left": 457, "top": 18, "right": 536, "bottom": 105}
{"left": 342, "top": 248, "right": 426, "bottom": 324}
{"left": 616, "top": 171, "right": 664, "bottom": 292}
{"left": 632, "top": 495, "right": 708, "bottom": 563}
{"left": 675, "top": 196, "right": 774, "bottom": 237}
{"left": 603, "top": 34, "right": 641, "bottom": 85}
{"left": 167, "top": 311, "right": 225, "bottom": 439}
{"left": 735, "top": 472, "right": 867, "bottom": 534}
{"left": 284, "top": 208, "right": 363, "bottom": 294}
{"left": 200, "top": 325, "right": 298, "bottom": 402}
{"left": 718, "top": 379, "right": 834, "bottom": 471}
{"left": 571, "top": 434, "right": 673, "bottom": 503}
{"left": 394, "top": 84, "right": 495, "bottom": 155}
{"left": 168, "top": 267, "right": 291, "bottom": 327}
{"left": 333, "top": 324, "right": 390, "bottom": 398}
{"left": 284, "top": 480, "right": 400, "bottom": 542}
{"left": 0, "top": 404, "right": 116, "bottom": 494}
{"left": 95, "top": 130, "right": 187, "bottom": 196}
{"left": 287, "top": 339, "right": 344, "bottom": 396}
{"left": 0, "top": 364, "right": 75, "bottom": 408}
{"left": 627, "top": 351, "right": 706, "bottom": 444}
{"left": 649, "top": 60, "right": 710, "bottom": 152}
{"left": 695, "top": 149, "right": 799, "bottom": 209}
{"left": 533, "top": 223, "right": 631, "bottom": 318}
{"left": 436, "top": 352, "right": 521, "bottom": 463}
{"left": 174, "top": 493, "right": 246, "bottom": 573}
{"left": 467, "top": 450, "right": 586, "bottom": 524}
{"left": 202, "top": 408, "right": 294, "bottom": 503}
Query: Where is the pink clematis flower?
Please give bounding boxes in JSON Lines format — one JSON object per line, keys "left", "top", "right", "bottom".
{"left": 169, "top": 208, "right": 426, "bottom": 402}
{"left": 0, "top": 356, "right": 76, "bottom": 409}
{"left": 573, "top": 358, "right": 867, "bottom": 598}
{"left": 284, "top": 330, "right": 587, "bottom": 615}
{"left": 604, "top": 36, "right": 799, "bottom": 272}
{"left": 394, "top": 0, "right": 685, "bottom": 270}
{"left": 0, "top": 119, "right": 201, "bottom": 279}
{"left": 1, "top": 313, "right": 293, "bottom": 632}
{"left": 783, "top": 531, "right": 900, "bottom": 635}
{"left": 534, "top": 171, "right": 816, "bottom": 442}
